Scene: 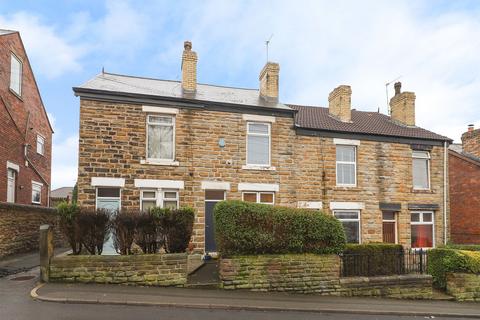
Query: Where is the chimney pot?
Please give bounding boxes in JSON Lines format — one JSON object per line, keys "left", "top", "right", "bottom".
{"left": 468, "top": 124, "right": 475, "bottom": 132}
{"left": 394, "top": 82, "right": 401, "bottom": 95}
{"left": 328, "top": 85, "right": 352, "bottom": 122}
{"left": 184, "top": 41, "right": 192, "bottom": 51}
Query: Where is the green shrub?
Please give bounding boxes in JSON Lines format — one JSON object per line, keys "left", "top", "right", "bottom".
{"left": 111, "top": 210, "right": 139, "bottom": 255}
{"left": 427, "top": 248, "right": 480, "bottom": 289}
{"left": 342, "top": 243, "right": 404, "bottom": 276}
{"left": 156, "top": 207, "right": 195, "bottom": 253}
{"left": 441, "top": 244, "right": 480, "bottom": 251}
{"left": 56, "top": 202, "right": 82, "bottom": 255}
{"left": 214, "top": 200, "right": 346, "bottom": 255}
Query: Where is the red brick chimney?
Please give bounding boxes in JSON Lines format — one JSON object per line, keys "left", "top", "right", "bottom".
{"left": 462, "top": 124, "right": 480, "bottom": 157}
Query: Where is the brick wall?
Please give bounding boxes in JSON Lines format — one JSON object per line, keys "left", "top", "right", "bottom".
{"left": 462, "top": 128, "right": 480, "bottom": 158}
{"left": 0, "top": 32, "right": 52, "bottom": 206}
{"left": 449, "top": 151, "right": 480, "bottom": 244}
{"left": 0, "top": 202, "right": 64, "bottom": 257}
{"left": 77, "top": 98, "right": 448, "bottom": 251}
{"left": 49, "top": 253, "right": 188, "bottom": 286}
{"left": 219, "top": 254, "right": 432, "bottom": 298}
{"left": 446, "top": 273, "right": 480, "bottom": 301}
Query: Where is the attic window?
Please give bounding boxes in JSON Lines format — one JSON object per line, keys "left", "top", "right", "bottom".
{"left": 10, "top": 53, "right": 22, "bottom": 96}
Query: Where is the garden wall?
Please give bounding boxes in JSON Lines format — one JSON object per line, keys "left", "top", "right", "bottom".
{"left": 49, "top": 253, "right": 188, "bottom": 286}
{"left": 0, "top": 202, "right": 65, "bottom": 257}
{"left": 219, "top": 254, "right": 432, "bottom": 299}
{"left": 446, "top": 273, "right": 480, "bottom": 301}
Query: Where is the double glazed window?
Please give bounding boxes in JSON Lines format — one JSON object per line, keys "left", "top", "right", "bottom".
{"left": 31, "top": 182, "right": 42, "bottom": 204}
{"left": 242, "top": 191, "right": 274, "bottom": 205}
{"left": 412, "top": 151, "right": 430, "bottom": 190}
{"left": 336, "top": 145, "right": 356, "bottom": 186}
{"left": 147, "top": 115, "right": 174, "bottom": 161}
{"left": 96, "top": 187, "right": 121, "bottom": 212}
{"left": 37, "top": 134, "right": 45, "bottom": 155}
{"left": 411, "top": 211, "right": 434, "bottom": 248}
{"left": 247, "top": 122, "right": 270, "bottom": 166}
{"left": 334, "top": 210, "right": 360, "bottom": 243}
{"left": 10, "top": 53, "right": 22, "bottom": 96}
{"left": 140, "top": 190, "right": 179, "bottom": 211}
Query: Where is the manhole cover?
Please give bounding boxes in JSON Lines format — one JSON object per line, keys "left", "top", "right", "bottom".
{"left": 10, "top": 275, "right": 35, "bottom": 281}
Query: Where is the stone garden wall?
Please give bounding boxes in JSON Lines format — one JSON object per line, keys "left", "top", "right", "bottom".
{"left": 219, "top": 254, "right": 433, "bottom": 299}
{"left": 446, "top": 273, "right": 480, "bottom": 301}
{"left": 49, "top": 253, "right": 188, "bottom": 286}
{"left": 0, "top": 202, "right": 65, "bottom": 257}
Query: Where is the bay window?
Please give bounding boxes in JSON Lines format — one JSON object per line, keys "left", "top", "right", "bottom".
{"left": 411, "top": 211, "right": 434, "bottom": 248}
{"left": 147, "top": 115, "right": 174, "bottom": 161}
{"left": 246, "top": 122, "right": 270, "bottom": 166}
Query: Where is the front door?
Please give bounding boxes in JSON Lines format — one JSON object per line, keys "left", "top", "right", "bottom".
{"left": 7, "top": 169, "right": 15, "bottom": 203}
{"left": 96, "top": 187, "right": 121, "bottom": 255}
{"left": 204, "top": 190, "right": 225, "bottom": 253}
{"left": 382, "top": 211, "right": 397, "bottom": 243}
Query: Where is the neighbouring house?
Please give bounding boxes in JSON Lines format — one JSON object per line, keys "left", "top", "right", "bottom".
{"left": 0, "top": 29, "right": 53, "bottom": 207}
{"left": 49, "top": 186, "right": 74, "bottom": 207}
{"left": 449, "top": 125, "right": 480, "bottom": 244}
{"left": 74, "top": 41, "right": 451, "bottom": 253}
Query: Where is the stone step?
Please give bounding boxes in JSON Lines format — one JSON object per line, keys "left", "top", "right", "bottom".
{"left": 432, "top": 289, "right": 455, "bottom": 301}
{"left": 187, "top": 259, "right": 220, "bottom": 286}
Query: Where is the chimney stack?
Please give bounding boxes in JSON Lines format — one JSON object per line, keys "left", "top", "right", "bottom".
{"left": 181, "top": 41, "right": 197, "bottom": 93}
{"left": 328, "top": 85, "right": 352, "bottom": 122}
{"left": 259, "top": 62, "right": 279, "bottom": 102}
{"left": 462, "top": 125, "right": 480, "bottom": 157}
{"left": 389, "top": 82, "right": 416, "bottom": 126}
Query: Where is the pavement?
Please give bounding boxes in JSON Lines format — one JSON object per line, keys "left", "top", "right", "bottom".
{"left": 32, "top": 281, "right": 480, "bottom": 318}
{"left": 0, "top": 248, "right": 70, "bottom": 277}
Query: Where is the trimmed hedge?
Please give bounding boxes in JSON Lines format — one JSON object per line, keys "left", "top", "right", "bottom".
{"left": 427, "top": 248, "right": 480, "bottom": 288}
{"left": 342, "top": 243, "right": 404, "bottom": 276}
{"left": 214, "top": 200, "right": 346, "bottom": 255}
{"left": 441, "top": 244, "right": 480, "bottom": 251}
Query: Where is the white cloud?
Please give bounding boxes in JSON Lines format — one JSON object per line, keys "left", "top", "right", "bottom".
{"left": 0, "top": 12, "right": 86, "bottom": 78}
{"left": 51, "top": 134, "right": 78, "bottom": 189}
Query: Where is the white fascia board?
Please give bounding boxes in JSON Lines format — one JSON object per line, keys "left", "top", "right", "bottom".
{"left": 142, "top": 105, "right": 179, "bottom": 114}
{"left": 242, "top": 114, "right": 276, "bottom": 123}
{"left": 329, "top": 202, "right": 365, "bottom": 210}
{"left": 134, "top": 179, "right": 184, "bottom": 189}
{"left": 201, "top": 181, "right": 231, "bottom": 190}
{"left": 298, "top": 201, "right": 323, "bottom": 209}
{"left": 238, "top": 183, "right": 279, "bottom": 192}
{"left": 91, "top": 177, "right": 125, "bottom": 187}
{"left": 333, "top": 138, "right": 360, "bottom": 146}
{"left": 7, "top": 161, "right": 20, "bottom": 172}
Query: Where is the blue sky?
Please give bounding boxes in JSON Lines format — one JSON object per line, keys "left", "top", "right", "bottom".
{"left": 1, "top": 0, "right": 479, "bottom": 188}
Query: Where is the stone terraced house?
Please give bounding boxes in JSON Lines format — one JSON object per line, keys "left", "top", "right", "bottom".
{"left": 74, "top": 41, "right": 452, "bottom": 253}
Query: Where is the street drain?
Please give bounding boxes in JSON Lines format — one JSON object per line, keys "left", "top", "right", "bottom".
{"left": 10, "top": 275, "right": 35, "bottom": 281}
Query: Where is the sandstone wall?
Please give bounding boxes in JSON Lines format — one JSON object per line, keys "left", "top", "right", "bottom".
{"left": 446, "top": 273, "right": 480, "bottom": 301}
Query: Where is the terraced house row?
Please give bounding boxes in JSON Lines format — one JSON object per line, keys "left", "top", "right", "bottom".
{"left": 74, "top": 41, "right": 451, "bottom": 253}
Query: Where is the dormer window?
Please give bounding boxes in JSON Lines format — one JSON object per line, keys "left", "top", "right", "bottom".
{"left": 10, "top": 53, "right": 22, "bottom": 96}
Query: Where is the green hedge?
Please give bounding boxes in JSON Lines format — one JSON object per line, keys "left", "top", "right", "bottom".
{"left": 441, "top": 244, "right": 480, "bottom": 251}
{"left": 214, "top": 200, "right": 346, "bottom": 255}
{"left": 342, "top": 243, "right": 404, "bottom": 276}
{"left": 427, "top": 248, "right": 480, "bottom": 288}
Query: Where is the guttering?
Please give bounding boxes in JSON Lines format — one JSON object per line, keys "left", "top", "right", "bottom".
{"left": 443, "top": 140, "right": 448, "bottom": 245}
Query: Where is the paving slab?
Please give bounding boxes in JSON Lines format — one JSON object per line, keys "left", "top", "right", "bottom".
{"left": 33, "top": 282, "right": 480, "bottom": 318}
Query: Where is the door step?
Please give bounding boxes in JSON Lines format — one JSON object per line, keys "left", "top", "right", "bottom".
{"left": 187, "top": 259, "right": 220, "bottom": 288}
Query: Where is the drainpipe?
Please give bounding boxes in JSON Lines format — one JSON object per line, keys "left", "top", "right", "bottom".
{"left": 443, "top": 141, "right": 448, "bottom": 245}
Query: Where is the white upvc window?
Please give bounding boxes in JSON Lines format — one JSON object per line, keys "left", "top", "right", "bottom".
{"left": 412, "top": 151, "right": 430, "bottom": 190}
{"left": 242, "top": 191, "right": 275, "bottom": 205}
{"left": 10, "top": 53, "right": 22, "bottom": 96}
{"left": 333, "top": 210, "right": 361, "bottom": 243}
{"left": 7, "top": 169, "right": 16, "bottom": 203}
{"left": 36, "top": 134, "right": 45, "bottom": 155}
{"left": 31, "top": 181, "right": 42, "bottom": 204}
{"left": 95, "top": 187, "right": 121, "bottom": 212}
{"left": 336, "top": 145, "right": 357, "bottom": 186}
{"left": 411, "top": 211, "right": 434, "bottom": 248}
{"left": 140, "top": 189, "right": 179, "bottom": 211}
{"left": 146, "top": 115, "right": 175, "bottom": 161}
{"left": 246, "top": 122, "right": 271, "bottom": 166}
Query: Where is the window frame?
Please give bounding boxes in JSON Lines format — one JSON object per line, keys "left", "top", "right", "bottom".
{"left": 95, "top": 187, "right": 122, "bottom": 210}
{"left": 36, "top": 134, "right": 45, "bottom": 156}
{"left": 10, "top": 52, "right": 22, "bottom": 97}
{"left": 146, "top": 114, "right": 176, "bottom": 162}
{"left": 7, "top": 168, "right": 16, "bottom": 203}
{"left": 31, "top": 181, "right": 42, "bottom": 204}
{"left": 333, "top": 209, "right": 361, "bottom": 244}
{"left": 412, "top": 151, "right": 431, "bottom": 190}
{"left": 246, "top": 122, "right": 271, "bottom": 167}
{"left": 410, "top": 211, "right": 435, "bottom": 249}
{"left": 242, "top": 191, "right": 275, "bottom": 205}
{"left": 139, "top": 189, "right": 179, "bottom": 211}
{"left": 335, "top": 145, "right": 357, "bottom": 187}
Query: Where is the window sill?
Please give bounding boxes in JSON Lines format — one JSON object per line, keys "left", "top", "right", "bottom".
{"left": 140, "top": 159, "right": 180, "bottom": 166}
{"left": 31, "top": 202, "right": 41, "bottom": 205}
{"left": 242, "top": 165, "right": 276, "bottom": 171}
{"left": 334, "top": 185, "right": 359, "bottom": 190}
{"left": 412, "top": 189, "right": 434, "bottom": 194}
{"left": 9, "top": 88, "right": 23, "bottom": 101}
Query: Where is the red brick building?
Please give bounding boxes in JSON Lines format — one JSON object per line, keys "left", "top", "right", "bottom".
{"left": 0, "top": 29, "right": 53, "bottom": 206}
{"left": 449, "top": 125, "right": 480, "bottom": 244}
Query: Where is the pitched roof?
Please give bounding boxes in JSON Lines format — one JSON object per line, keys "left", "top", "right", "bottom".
{"left": 0, "top": 29, "right": 16, "bottom": 36}
{"left": 50, "top": 187, "right": 73, "bottom": 199}
{"left": 75, "top": 72, "right": 291, "bottom": 110}
{"left": 290, "top": 104, "right": 451, "bottom": 142}
{"left": 449, "top": 144, "right": 480, "bottom": 163}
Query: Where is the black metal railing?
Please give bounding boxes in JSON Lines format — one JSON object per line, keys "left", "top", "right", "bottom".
{"left": 340, "top": 249, "right": 427, "bottom": 277}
